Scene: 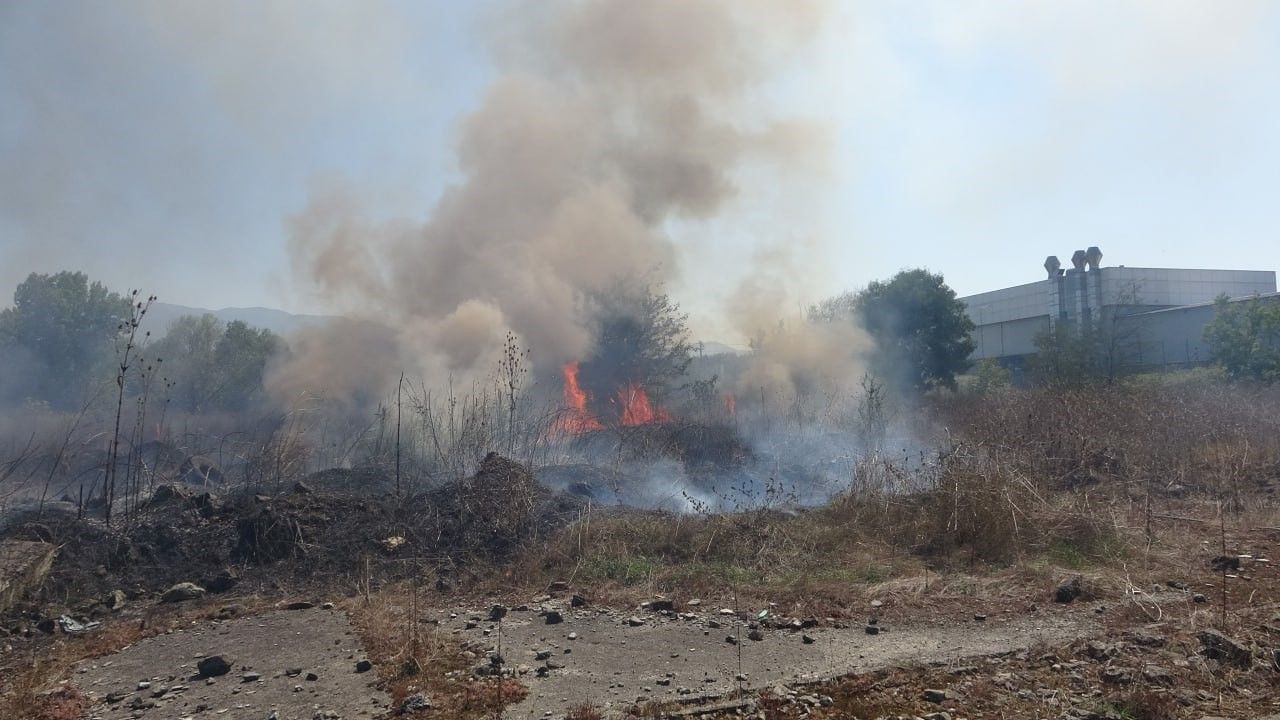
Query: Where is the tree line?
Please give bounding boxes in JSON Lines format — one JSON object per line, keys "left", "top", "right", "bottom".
{"left": 0, "top": 271, "right": 281, "bottom": 411}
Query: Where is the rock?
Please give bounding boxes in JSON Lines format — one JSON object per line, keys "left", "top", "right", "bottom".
{"left": 923, "top": 713, "right": 952, "bottom": 720}
{"left": 974, "top": 613, "right": 987, "bottom": 622}
{"left": 648, "top": 599, "right": 675, "bottom": 612}
{"left": 104, "top": 589, "right": 127, "bottom": 611}
{"left": 1054, "top": 576, "right": 1084, "bottom": 603}
{"left": 1193, "top": 593, "right": 1208, "bottom": 603}
{"left": 1142, "top": 665, "right": 1174, "bottom": 685}
{"left": 203, "top": 569, "right": 238, "bottom": 594}
{"left": 241, "top": 672, "right": 261, "bottom": 682}
{"left": 196, "top": 656, "right": 231, "bottom": 678}
{"left": 544, "top": 610, "right": 563, "bottom": 625}
{"left": 1101, "top": 667, "right": 1132, "bottom": 684}
{"left": 488, "top": 604, "right": 508, "bottom": 621}
{"left": 1210, "top": 555, "right": 1241, "bottom": 572}
{"left": 1086, "top": 641, "right": 1115, "bottom": 660}
{"left": 161, "top": 582, "right": 206, "bottom": 603}
{"left": 1199, "top": 629, "right": 1252, "bottom": 667}
{"left": 1128, "top": 631, "right": 1166, "bottom": 648}
{"left": 747, "top": 629, "right": 764, "bottom": 641}
{"left": 627, "top": 616, "right": 645, "bottom": 627}
{"left": 922, "top": 688, "right": 947, "bottom": 703}
{"left": 547, "top": 580, "right": 570, "bottom": 593}
{"left": 355, "top": 659, "right": 373, "bottom": 673}
{"left": 306, "top": 672, "right": 319, "bottom": 681}
{"left": 726, "top": 635, "right": 738, "bottom": 645}
{"left": 802, "top": 634, "right": 816, "bottom": 644}
{"left": 570, "top": 594, "right": 587, "bottom": 608}
{"left": 292, "top": 480, "right": 313, "bottom": 494}
{"left": 150, "top": 484, "right": 190, "bottom": 503}
{"left": 864, "top": 624, "right": 880, "bottom": 635}
{"left": 285, "top": 601, "right": 314, "bottom": 610}
{"left": 400, "top": 692, "right": 432, "bottom": 714}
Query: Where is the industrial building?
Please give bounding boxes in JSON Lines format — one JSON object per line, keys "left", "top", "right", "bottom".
{"left": 959, "top": 247, "right": 1278, "bottom": 369}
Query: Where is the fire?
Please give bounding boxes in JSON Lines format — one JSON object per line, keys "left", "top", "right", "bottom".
{"left": 553, "top": 362, "right": 603, "bottom": 434}
{"left": 616, "top": 383, "right": 670, "bottom": 425}
{"left": 552, "top": 362, "right": 671, "bottom": 435}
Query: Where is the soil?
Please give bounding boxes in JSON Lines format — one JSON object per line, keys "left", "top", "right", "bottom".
{"left": 74, "top": 607, "right": 389, "bottom": 720}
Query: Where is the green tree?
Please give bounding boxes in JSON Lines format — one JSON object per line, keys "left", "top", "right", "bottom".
{"left": 0, "top": 271, "right": 131, "bottom": 407}
{"left": 213, "top": 320, "right": 281, "bottom": 411}
{"left": 849, "top": 269, "right": 975, "bottom": 392}
{"left": 149, "top": 314, "right": 282, "bottom": 412}
{"left": 970, "top": 358, "right": 1012, "bottom": 395}
{"left": 579, "top": 282, "right": 693, "bottom": 422}
{"left": 1204, "top": 295, "right": 1280, "bottom": 382}
{"left": 147, "top": 314, "right": 222, "bottom": 411}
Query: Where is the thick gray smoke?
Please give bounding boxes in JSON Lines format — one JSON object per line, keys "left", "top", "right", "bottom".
{"left": 278, "top": 0, "right": 830, "bottom": 406}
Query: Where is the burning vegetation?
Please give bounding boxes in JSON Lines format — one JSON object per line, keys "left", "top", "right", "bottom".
{"left": 3, "top": 1, "right": 1280, "bottom": 718}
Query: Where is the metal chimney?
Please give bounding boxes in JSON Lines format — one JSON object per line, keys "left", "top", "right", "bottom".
{"left": 1085, "top": 246, "right": 1102, "bottom": 271}
{"left": 1044, "top": 255, "right": 1061, "bottom": 278}
{"left": 1071, "top": 250, "right": 1087, "bottom": 271}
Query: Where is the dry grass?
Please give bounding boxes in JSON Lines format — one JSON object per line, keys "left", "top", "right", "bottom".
{"left": 488, "top": 384, "right": 1280, "bottom": 618}
{"left": 341, "top": 583, "right": 527, "bottom": 718}
{"left": 565, "top": 702, "right": 605, "bottom": 720}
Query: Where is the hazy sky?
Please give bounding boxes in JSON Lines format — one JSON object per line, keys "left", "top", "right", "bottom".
{"left": 2, "top": 1, "right": 1278, "bottom": 341}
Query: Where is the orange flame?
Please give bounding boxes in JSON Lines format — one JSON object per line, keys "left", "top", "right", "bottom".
{"left": 553, "top": 362, "right": 603, "bottom": 434}
{"left": 616, "top": 383, "right": 670, "bottom": 426}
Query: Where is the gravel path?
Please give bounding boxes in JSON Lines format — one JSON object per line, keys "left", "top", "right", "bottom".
{"left": 438, "top": 602, "right": 1098, "bottom": 718}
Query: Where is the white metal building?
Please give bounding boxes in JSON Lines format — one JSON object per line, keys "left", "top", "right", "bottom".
{"left": 959, "top": 247, "right": 1277, "bottom": 367}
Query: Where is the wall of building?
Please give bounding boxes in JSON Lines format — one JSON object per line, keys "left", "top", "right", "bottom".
{"left": 961, "top": 280, "right": 1049, "bottom": 325}
{"left": 1101, "top": 268, "right": 1275, "bottom": 308}
{"left": 959, "top": 264, "right": 1277, "bottom": 368}
{"left": 972, "top": 315, "right": 1049, "bottom": 360}
{"left": 1117, "top": 292, "right": 1280, "bottom": 369}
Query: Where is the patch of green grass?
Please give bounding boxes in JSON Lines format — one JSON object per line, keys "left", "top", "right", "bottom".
{"left": 1049, "top": 540, "right": 1091, "bottom": 569}
{"left": 579, "top": 554, "right": 660, "bottom": 585}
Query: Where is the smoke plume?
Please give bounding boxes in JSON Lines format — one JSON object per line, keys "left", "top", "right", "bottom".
{"left": 279, "top": 0, "right": 830, "bottom": 406}
{"left": 728, "top": 242, "right": 872, "bottom": 402}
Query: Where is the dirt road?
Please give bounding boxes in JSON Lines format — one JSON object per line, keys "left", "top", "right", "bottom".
{"left": 75, "top": 608, "right": 389, "bottom": 720}
{"left": 439, "top": 602, "right": 1099, "bottom": 718}
{"left": 71, "top": 601, "right": 1099, "bottom": 720}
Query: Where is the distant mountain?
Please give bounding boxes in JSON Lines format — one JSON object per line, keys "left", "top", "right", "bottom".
{"left": 147, "top": 302, "right": 331, "bottom": 338}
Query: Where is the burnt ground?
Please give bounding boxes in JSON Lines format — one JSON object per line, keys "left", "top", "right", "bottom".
{"left": 74, "top": 607, "right": 389, "bottom": 720}
{"left": 3, "top": 453, "right": 1279, "bottom": 719}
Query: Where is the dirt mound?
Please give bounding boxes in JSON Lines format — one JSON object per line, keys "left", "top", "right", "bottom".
{"left": 0, "top": 454, "right": 583, "bottom": 615}
{"left": 427, "top": 452, "right": 585, "bottom": 558}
